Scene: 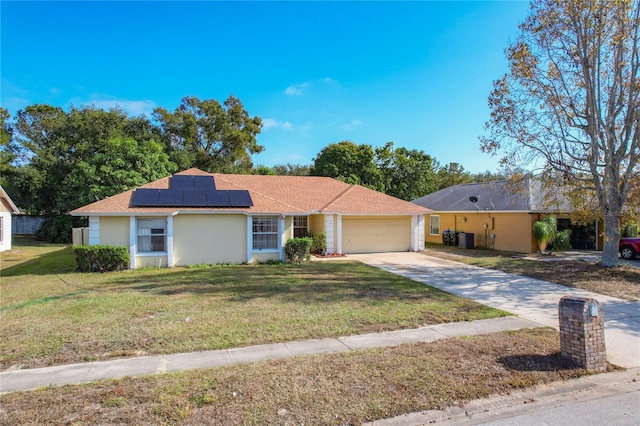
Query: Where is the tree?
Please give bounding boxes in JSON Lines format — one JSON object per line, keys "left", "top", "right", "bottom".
{"left": 471, "top": 170, "right": 508, "bottom": 183}
{"left": 57, "top": 137, "right": 177, "bottom": 212}
{"left": 481, "top": 0, "right": 640, "bottom": 266}
{"left": 310, "top": 141, "right": 383, "bottom": 190}
{"left": 375, "top": 142, "right": 437, "bottom": 200}
{"left": 0, "top": 108, "right": 15, "bottom": 175}
{"left": 434, "top": 162, "right": 474, "bottom": 190}
{"left": 6, "top": 104, "right": 175, "bottom": 242}
{"left": 153, "top": 96, "right": 263, "bottom": 173}
{"left": 271, "top": 163, "right": 311, "bottom": 176}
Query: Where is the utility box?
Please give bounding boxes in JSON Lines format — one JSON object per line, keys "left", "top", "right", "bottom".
{"left": 458, "top": 232, "right": 474, "bottom": 249}
{"left": 558, "top": 296, "right": 606, "bottom": 371}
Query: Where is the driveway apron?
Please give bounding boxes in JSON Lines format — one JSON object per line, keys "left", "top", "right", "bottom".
{"left": 350, "top": 252, "right": 640, "bottom": 368}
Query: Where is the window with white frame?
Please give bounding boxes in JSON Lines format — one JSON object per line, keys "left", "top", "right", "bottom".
{"left": 252, "top": 217, "right": 278, "bottom": 250}
{"left": 137, "top": 218, "right": 167, "bottom": 253}
{"left": 429, "top": 215, "right": 440, "bottom": 235}
{"left": 293, "top": 216, "right": 308, "bottom": 238}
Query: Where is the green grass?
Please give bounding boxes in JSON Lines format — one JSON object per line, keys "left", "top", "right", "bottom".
{"left": 0, "top": 238, "right": 508, "bottom": 369}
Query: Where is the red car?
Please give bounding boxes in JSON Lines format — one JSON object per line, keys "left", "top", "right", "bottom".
{"left": 619, "top": 237, "right": 640, "bottom": 260}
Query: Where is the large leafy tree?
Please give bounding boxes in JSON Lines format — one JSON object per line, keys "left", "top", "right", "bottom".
{"left": 375, "top": 142, "right": 437, "bottom": 200}
{"left": 310, "top": 141, "right": 383, "bottom": 190}
{"left": 153, "top": 95, "right": 263, "bottom": 173}
{"left": 481, "top": 0, "right": 640, "bottom": 266}
{"left": 433, "top": 162, "right": 474, "bottom": 190}
{"left": 6, "top": 104, "right": 176, "bottom": 242}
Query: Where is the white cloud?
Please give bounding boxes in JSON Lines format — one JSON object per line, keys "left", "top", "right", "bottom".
{"left": 285, "top": 83, "right": 310, "bottom": 96}
{"left": 262, "top": 118, "right": 279, "bottom": 130}
{"left": 262, "top": 118, "right": 295, "bottom": 131}
{"left": 285, "top": 77, "right": 338, "bottom": 96}
{"left": 82, "top": 96, "right": 157, "bottom": 117}
{"left": 342, "top": 119, "right": 363, "bottom": 131}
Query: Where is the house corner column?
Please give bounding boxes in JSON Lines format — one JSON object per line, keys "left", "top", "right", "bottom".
{"left": 88, "top": 217, "right": 100, "bottom": 245}
{"left": 279, "top": 215, "right": 285, "bottom": 261}
{"left": 324, "top": 214, "right": 335, "bottom": 254}
{"left": 246, "top": 215, "right": 253, "bottom": 263}
{"left": 129, "top": 216, "right": 136, "bottom": 269}
{"left": 336, "top": 214, "right": 343, "bottom": 254}
{"left": 166, "top": 215, "right": 174, "bottom": 267}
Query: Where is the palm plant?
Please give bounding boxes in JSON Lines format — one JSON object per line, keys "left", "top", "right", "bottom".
{"left": 533, "top": 215, "right": 572, "bottom": 254}
{"left": 533, "top": 215, "right": 557, "bottom": 253}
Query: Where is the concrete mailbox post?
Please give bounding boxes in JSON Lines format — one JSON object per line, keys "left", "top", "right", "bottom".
{"left": 558, "top": 296, "right": 606, "bottom": 371}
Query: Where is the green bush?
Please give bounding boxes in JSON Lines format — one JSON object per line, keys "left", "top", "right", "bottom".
{"left": 284, "top": 237, "right": 312, "bottom": 263}
{"left": 74, "top": 245, "right": 130, "bottom": 272}
{"left": 35, "top": 216, "right": 74, "bottom": 244}
{"left": 311, "top": 231, "right": 327, "bottom": 254}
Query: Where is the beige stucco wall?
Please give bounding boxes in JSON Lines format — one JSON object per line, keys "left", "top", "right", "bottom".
{"left": 99, "top": 216, "right": 130, "bottom": 247}
{"left": 309, "top": 214, "right": 324, "bottom": 235}
{"left": 342, "top": 216, "right": 411, "bottom": 253}
{"left": 251, "top": 252, "right": 281, "bottom": 263}
{"left": 173, "top": 214, "right": 247, "bottom": 265}
{"left": 426, "top": 212, "right": 539, "bottom": 253}
{"left": 136, "top": 255, "right": 169, "bottom": 268}
{"left": 283, "top": 216, "right": 293, "bottom": 241}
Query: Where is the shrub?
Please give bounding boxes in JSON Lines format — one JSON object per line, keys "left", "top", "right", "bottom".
{"left": 284, "top": 237, "right": 312, "bottom": 263}
{"left": 311, "top": 231, "right": 327, "bottom": 254}
{"left": 35, "top": 216, "right": 74, "bottom": 244}
{"left": 74, "top": 245, "right": 130, "bottom": 272}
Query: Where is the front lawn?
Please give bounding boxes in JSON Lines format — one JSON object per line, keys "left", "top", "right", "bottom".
{"left": 0, "top": 238, "right": 506, "bottom": 369}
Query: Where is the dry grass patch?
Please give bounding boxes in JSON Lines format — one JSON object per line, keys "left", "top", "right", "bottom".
{"left": 423, "top": 245, "right": 640, "bottom": 301}
{"left": 0, "top": 328, "right": 611, "bottom": 425}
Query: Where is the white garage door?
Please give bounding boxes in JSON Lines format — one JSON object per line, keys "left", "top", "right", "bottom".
{"left": 342, "top": 216, "right": 411, "bottom": 254}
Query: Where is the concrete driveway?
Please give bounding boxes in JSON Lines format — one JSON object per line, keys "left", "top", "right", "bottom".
{"left": 350, "top": 252, "right": 640, "bottom": 368}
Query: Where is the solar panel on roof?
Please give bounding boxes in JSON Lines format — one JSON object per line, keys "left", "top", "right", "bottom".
{"left": 226, "top": 190, "right": 253, "bottom": 207}
{"left": 131, "top": 189, "right": 160, "bottom": 206}
{"left": 171, "top": 175, "right": 195, "bottom": 189}
{"left": 131, "top": 175, "right": 252, "bottom": 208}
{"left": 193, "top": 176, "right": 215, "bottom": 189}
{"left": 181, "top": 189, "right": 208, "bottom": 206}
{"left": 206, "top": 190, "right": 230, "bottom": 207}
{"left": 158, "top": 190, "right": 183, "bottom": 206}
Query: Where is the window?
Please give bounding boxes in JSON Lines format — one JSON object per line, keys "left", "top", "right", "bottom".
{"left": 293, "top": 216, "right": 308, "bottom": 238}
{"left": 429, "top": 215, "right": 440, "bottom": 235}
{"left": 253, "top": 217, "right": 278, "bottom": 250}
{"left": 137, "top": 218, "right": 166, "bottom": 253}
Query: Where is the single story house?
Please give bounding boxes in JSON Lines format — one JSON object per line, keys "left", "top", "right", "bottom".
{"left": 0, "top": 186, "right": 20, "bottom": 252}
{"left": 412, "top": 179, "right": 603, "bottom": 254}
{"left": 71, "top": 168, "right": 431, "bottom": 268}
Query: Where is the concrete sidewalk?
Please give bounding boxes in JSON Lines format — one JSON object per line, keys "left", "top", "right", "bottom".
{"left": 0, "top": 316, "right": 538, "bottom": 394}
{"left": 350, "top": 252, "right": 640, "bottom": 368}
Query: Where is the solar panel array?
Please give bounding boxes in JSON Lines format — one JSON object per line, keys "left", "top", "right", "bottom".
{"left": 131, "top": 175, "right": 253, "bottom": 208}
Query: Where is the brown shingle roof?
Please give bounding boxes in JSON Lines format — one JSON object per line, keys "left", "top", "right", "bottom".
{"left": 71, "top": 168, "right": 431, "bottom": 216}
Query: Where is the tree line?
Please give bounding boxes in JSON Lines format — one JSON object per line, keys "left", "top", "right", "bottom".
{"left": 0, "top": 97, "right": 504, "bottom": 242}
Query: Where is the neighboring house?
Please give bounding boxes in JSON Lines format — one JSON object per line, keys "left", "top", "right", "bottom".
{"left": 70, "top": 168, "right": 431, "bottom": 268}
{"left": 0, "top": 186, "right": 20, "bottom": 252}
{"left": 412, "top": 179, "right": 603, "bottom": 254}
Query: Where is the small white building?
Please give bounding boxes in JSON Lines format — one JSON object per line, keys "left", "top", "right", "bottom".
{"left": 0, "top": 186, "right": 20, "bottom": 252}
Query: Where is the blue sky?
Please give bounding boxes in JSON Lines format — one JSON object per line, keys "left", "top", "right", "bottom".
{"left": 1, "top": 1, "right": 529, "bottom": 173}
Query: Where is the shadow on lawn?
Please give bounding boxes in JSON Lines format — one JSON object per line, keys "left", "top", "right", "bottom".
{"left": 499, "top": 353, "right": 582, "bottom": 372}
{"left": 105, "top": 263, "right": 457, "bottom": 305}
{"left": 1, "top": 246, "right": 76, "bottom": 277}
